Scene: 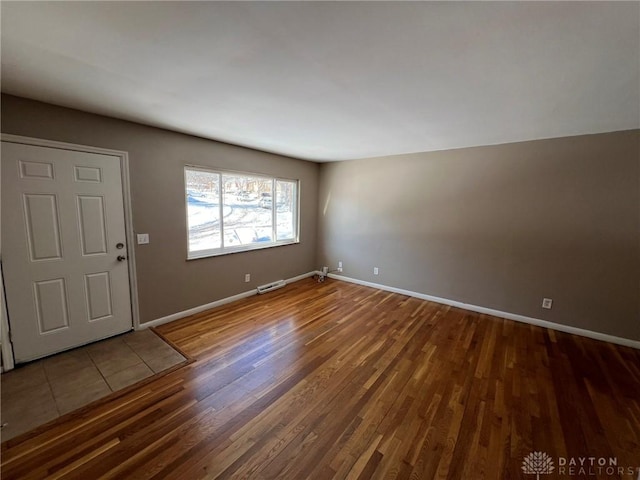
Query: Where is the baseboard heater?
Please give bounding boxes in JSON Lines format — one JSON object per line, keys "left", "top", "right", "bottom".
{"left": 256, "top": 279, "right": 286, "bottom": 294}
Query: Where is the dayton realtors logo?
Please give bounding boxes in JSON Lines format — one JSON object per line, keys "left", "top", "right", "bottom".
{"left": 522, "top": 451, "right": 554, "bottom": 479}
{"left": 522, "top": 452, "right": 640, "bottom": 478}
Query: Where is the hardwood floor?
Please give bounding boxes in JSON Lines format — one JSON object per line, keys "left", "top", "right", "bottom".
{"left": 2, "top": 278, "right": 639, "bottom": 479}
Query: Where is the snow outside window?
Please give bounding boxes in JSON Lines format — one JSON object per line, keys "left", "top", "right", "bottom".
{"left": 185, "top": 167, "right": 299, "bottom": 259}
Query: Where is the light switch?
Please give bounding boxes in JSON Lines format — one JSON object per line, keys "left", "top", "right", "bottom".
{"left": 137, "top": 233, "right": 150, "bottom": 245}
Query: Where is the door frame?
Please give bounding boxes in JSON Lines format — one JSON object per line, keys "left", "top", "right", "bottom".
{"left": 1, "top": 134, "right": 141, "bottom": 370}
{"left": 1, "top": 262, "right": 14, "bottom": 372}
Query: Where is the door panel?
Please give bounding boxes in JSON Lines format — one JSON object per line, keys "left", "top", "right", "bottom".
{"left": 34, "top": 278, "right": 70, "bottom": 333}
{"left": 84, "top": 272, "right": 113, "bottom": 321}
{"left": 19, "top": 160, "right": 54, "bottom": 180}
{"left": 74, "top": 166, "right": 102, "bottom": 183}
{"left": 2, "top": 141, "right": 132, "bottom": 363}
{"left": 77, "top": 196, "right": 108, "bottom": 255}
{"left": 23, "top": 194, "right": 64, "bottom": 261}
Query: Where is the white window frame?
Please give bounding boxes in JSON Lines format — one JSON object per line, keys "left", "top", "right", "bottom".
{"left": 184, "top": 166, "right": 300, "bottom": 259}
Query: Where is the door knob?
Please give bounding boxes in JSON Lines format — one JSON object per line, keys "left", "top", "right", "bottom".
{"left": 117, "top": 255, "right": 127, "bottom": 262}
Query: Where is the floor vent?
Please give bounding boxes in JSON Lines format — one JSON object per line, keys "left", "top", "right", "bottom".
{"left": 256, "top": 279, "right": 286, "bottom": 295}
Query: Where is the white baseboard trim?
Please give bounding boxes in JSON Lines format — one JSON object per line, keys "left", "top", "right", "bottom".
{"left": 328, "top": 273, "right": 640, "bottom": 350}
{"left": 285, "top": 271, "right": 318, "bottom": 285}
{"left": 140, "top": 271, "right": 317, "bottom": 330}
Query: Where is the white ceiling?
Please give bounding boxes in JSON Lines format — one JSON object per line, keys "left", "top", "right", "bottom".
{"left": 2, "top": 2, "right": 639, "bottom": 162}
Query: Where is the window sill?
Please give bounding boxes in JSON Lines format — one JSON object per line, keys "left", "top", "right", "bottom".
{"left": 187, "top": 239, "right": 300, "bottom": 260}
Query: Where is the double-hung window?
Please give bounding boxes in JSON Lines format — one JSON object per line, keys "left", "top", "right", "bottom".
{"left": 185, "top": 166, "right": 299, "bottom": 259}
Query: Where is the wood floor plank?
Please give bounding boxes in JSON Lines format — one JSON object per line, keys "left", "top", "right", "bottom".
{"left": 2, "top": 278, "right": 639, "bottom": 479}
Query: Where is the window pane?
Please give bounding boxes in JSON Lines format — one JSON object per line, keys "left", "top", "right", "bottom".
{"left": 276, "top": 180, "right": 296, "bottom": 241}
{"left": 222, "top": 174, "right": 273, "bottom": 247}
{"left": 186, "top": 169, "right": 221, "bottom": 252}
{"left": 185, "top": 167, "right": 299, "bottom": 258}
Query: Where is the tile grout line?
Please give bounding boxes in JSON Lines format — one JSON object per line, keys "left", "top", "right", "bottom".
{"left": 44, "top": 370, "right": 63, "bottom": 419}
{"left": 124, "top": 337, "right": 158, "bottom": 375}
{"left": 91, "top": 341, "right": 148, "bottom": 392}
{"left": 91, "top": 351, "right": 116, "bottom": 394}
{"left": 42, "top": 360, "right": 67, "bottom": 421}
{"left": 46, "top": 349, "right": 112, "bottom": 416}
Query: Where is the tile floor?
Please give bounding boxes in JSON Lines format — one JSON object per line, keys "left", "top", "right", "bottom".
{"left": 0, "top": 329, "right": 187, "bottom": 442}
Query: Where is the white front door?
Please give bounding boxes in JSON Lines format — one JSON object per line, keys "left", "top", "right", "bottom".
{"left": 2, "top": 141, "right": 133, "bottom": 363}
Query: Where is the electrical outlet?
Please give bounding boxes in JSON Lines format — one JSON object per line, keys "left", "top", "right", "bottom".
{"left": 373, "top": 267, "right": 379, "bottom": 275}
{"left": 322, "top": 266, "right": 329, "bottom": 275}
{"left": 542, "top": 298, "right": 553, "bottom": 309}
{"left": 245, "top": 273, "right": 251, "bottom": 283}
{"left": 337, "top": 261, "right": 343, "bottom": 272}
{"left": 137, "top": 233, "right": 149, "bottom": 245}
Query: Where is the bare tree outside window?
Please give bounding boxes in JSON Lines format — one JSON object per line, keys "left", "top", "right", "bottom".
{"left": 185, "top": 167, "right": 298, "bottom": 258}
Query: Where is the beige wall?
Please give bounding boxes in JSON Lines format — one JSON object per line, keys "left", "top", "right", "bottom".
{"left": 1, "top": 94, "right": 319, "bottom": 324}
{"left": 318, "top": 131, "right": 640, "bottom": 341}
{"left": 3, "top": 94, "right": 638, "bottom": 341}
